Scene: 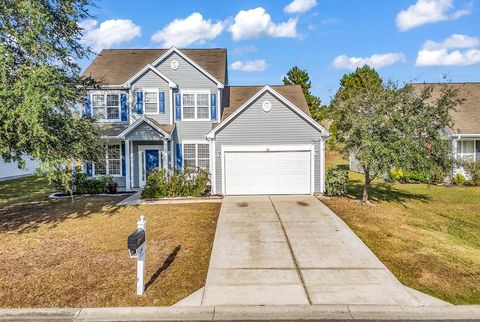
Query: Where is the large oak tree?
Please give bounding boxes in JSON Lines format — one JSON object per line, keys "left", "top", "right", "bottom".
{"left": 0, "top": 0, "right": 103, "bottom": 172}
{"left": 331, "top": 66, "right": 461, "bottom": 203}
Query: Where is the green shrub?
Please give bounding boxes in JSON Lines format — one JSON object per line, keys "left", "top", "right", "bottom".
{"left": 325, "top": 167, "right": 349, "bottom": 196}
{"left": 458, "top": 160, "right": 480, "bottom": 186}
{"left": 388, "top": 168, "right": 404, "bottom": 182}
{"left": 76, "top": 174, "right": 114, "bottom": 194}
{"left": 402, "top": 171, "right": 430, "bottom": 184}
{"left": 452, "top": 173, "right": 465, "bottom": 185}
{"left": 141, "top": 168, "right": 209, "bottom": 199}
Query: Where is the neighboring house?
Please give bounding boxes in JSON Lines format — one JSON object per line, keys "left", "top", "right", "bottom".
{"left": 350, "top": 83, "right": 480, "bottom": 176}
{"left": 0, "top": 157, "right": 39, "bottom": 181}
{"left": 82, "top": 47, "right": 329, "bottom": 195}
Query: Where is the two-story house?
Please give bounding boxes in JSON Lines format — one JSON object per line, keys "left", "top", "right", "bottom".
{"left": 82, "top": 47, "right": 329, "bottom": 195}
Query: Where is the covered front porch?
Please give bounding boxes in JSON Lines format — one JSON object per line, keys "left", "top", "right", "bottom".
{"left": 98, "top": 117, "right": 175, "bottom": 190}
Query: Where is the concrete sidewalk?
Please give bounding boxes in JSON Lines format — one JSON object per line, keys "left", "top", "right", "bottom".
{"left": 201, "top": 195, "right": 432, "bottom": 307}
{"left": 1, "top": 305, "right": 479, "bottom": 321}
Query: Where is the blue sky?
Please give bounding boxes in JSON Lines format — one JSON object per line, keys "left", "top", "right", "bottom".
{"left": 80, "top": 0, "right": 480, "bottom": 103}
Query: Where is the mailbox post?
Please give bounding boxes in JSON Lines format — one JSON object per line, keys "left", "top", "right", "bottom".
{"left": 128, "top": 215, "right": 147, "bottom": 296}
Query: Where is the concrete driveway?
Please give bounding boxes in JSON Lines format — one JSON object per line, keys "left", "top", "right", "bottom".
{"left": 201, "top": 195, "right": 420, "bottom": 306}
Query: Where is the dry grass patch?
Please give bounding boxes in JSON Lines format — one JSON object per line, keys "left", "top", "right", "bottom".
{"left": 323, "top": 153, "right": 480, "bottom": 304}
{"left": 0, "top": 195, "right": 220, "bottom": 307}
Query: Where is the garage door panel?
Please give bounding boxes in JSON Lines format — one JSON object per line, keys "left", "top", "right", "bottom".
{"left": 225, "top": 151, "right": 311, "bottom": 195}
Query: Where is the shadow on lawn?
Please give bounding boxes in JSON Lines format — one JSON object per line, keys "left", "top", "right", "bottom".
{"left": 346, "top": 176, "right": 431, "bottom": 205}
{"left": 145, "top": 245, "right": 181, "bottom": 291}
{"left": 0, "top": 196, "right": 134, "bottom": 234}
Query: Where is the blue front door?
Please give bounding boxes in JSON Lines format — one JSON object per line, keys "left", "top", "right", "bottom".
{"left": 145, "top": 150, "right": 160, "bottom": 175}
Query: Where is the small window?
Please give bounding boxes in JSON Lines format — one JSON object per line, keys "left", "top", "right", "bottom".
{"left": 94, "top": 144, "right": 121, "bottom": 176}
{"left": 91, "top": 93, "right": 120, "bottom": 121}
{"left": 106, "top": 94, "right": 120, "bottom": 120}
{"left": 183, "top": 143, "right": 210, "bottom": 172}
{"left": 182, "top": 92, "right": 210, "bottom": 120}
{"left": 144, "top": 91, "right": 158, "bottom": 114}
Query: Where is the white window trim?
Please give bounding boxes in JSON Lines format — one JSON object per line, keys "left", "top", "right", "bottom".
{"left": 90, "top": 91, "right": 121, "bottom": 123}
{"left": 93, "top": 143, "right": 122, "bottom": 177}
{"left": 456, "top": 139, "right": 479, "bottom": 162}
{"left": 180, "top": 90, "right": 211, "bottom": 121}
{"left": 143, "top": 88, "right": 159, "bottom": 115}
{"left": 183, "top": 141, "right": 210, "bottom": 170}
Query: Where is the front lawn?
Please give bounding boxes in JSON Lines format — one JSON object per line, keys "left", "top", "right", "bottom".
{"left": 0, "top": 175, "right": 54, "bottom": 207}
{"left": 0, "top": 184, "right": 220, "bottom": 307}
{"left": 323, "top": 153, "right": 480, "bottom": 304}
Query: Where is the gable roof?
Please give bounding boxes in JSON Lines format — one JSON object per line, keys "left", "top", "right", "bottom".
{"left": 411, "top": 83, "right": 480, "bottom": 135}
{"left": 221, "top": 85, "right": 311, "bottom": 120}
{"left": 82, "top": 48, "right": 227, "bottom": 85}
{"left": 96, "top": 117, "right": 175, "bottom": 138}
{"left": 207, "top": 85, "right": 329, "bottom": 139}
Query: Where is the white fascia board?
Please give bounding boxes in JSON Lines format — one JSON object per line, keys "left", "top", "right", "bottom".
{"left": 123, "top": 64, "right": 177, "bottom": 88}
{"left": 119, "top": 116, "right": 171, "bottom": 139}
{"left": 206, "top": 85, "right": 330, "bottom": 139}
{"left": 452, "top": 133, "right": 480, "bottom": 138}
{"left": 151, "top": 46, "right": 224, "bottom": 89}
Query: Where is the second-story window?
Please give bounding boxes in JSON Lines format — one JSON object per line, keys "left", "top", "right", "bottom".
{"left": 91, "top": 93, "right": 120, "bottom": 121}
{"left": 182, "top": 92, "right": 210, "bottom": 120}
{"left": 144, "top": 90, "right": 158, "bottom": 114}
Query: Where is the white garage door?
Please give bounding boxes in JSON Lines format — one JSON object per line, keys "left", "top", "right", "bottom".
{"left": 224, "top": 150, "right": 312, "bottom": 195}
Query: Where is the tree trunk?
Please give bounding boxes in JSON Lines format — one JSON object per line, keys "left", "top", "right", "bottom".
{"left": 362, "top": 169, "right": 371, "bottom": 203}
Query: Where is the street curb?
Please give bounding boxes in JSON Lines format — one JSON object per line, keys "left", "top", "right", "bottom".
{"left": 1, "top": 305, "right": 480, "bottom": 321}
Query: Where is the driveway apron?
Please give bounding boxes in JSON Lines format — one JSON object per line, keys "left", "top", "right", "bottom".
{"left": 201, "top": 195, "right": 418, "bottom": 306}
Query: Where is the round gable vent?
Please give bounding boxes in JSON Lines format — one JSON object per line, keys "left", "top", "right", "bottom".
{"left": 170, "top": 60, "right": 179, "bottom": 70}
{"left": 262, "top": 100, "right": 272, "bottom": 113}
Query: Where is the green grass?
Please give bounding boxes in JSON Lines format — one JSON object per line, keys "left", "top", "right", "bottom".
{"left": 323, "top": 152, "right": 480, "bottom": 304}
{"left": 0, "top": 176, "right": 54, "bottom": 206}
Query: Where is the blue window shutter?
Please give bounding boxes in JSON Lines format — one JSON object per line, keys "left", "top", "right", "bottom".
{"left": 85, "top": 94, "right": 91, "bottom": 118}
{"left": 175, "top": 93, "right": 181, "bottom": 120}
{"left": 120, "top": 93, "right": 127, "bottom": 121}
{"left": 176, "top": 143, "right": 182, "bottom": 169}
{"left": 159, "top": 91, "right": 165, "bottom": 114}
{"left": 211, "top": 93, "right": 217, "bottom": 121}
{"left": 86, "top": 162, "right": 93, "bottom": 177}
{"left": 136, "top": 91, "right": 143, "bottom": 114}
{"left": 121, "top": 141, "right": 126, "bottom": 176}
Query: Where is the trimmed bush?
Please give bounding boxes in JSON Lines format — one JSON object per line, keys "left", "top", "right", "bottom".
{"left": 76, "top": 174, "right": 115, "bottom": 194}
{"left": 141, "top": 168, "right": 209, "bottom": 199}
{"left": 325, "top": 167, "right": 349, "bottom": 196}
{"left": 458, "top": 160, "right": 480, "bottom": 186}
{"left": 452, "top": 173, "right": 465, "bottom": 186}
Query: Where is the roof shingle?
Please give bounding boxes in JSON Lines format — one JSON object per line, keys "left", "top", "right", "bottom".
{"left": 412, "top": 83, "right": 480, "bottom": 134}
{"left": 82, "top": 48, "right": 227, "bottom": 85}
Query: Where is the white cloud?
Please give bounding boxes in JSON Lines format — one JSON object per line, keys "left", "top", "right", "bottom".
{"left": 151, "top": 12, "right": 223, "bottom": 47}
{"left": 416, "top": 49, "right": 480, "bottom": 66}
{"left": 422, "top": 33, "right": 479, "bottom": 50}
{"left": 228, "top": 7, "right": 297, "bottom": 41}
{"left": 416, "top": 34, "right": 480, "bottom": 66}
{"left": 284, "top": 0, "right": 317, "bottom": 13}
{"left": 230, "top": 59, "right": 267, "bottom": 72}
{"left": 81, "top": 19, "right": 141, "bottom": 52}
{"left": 396, "top": 0, "right": 472, "bottom": 32}
{"left": 332, "top": 53, "right": 406, "bottom": 70}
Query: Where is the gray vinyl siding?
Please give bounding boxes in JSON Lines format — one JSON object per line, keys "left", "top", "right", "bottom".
{"left": 214, "top": 91, "right": 325, "bottom": 194}
{"left": 114, "top": 176, "right": 126, "bottom": 189}
{"left": 125, "top": 122, "right": 165, "bottom": 141}
{"left": 155, "top": 52, "right": 218, "bottom": 90}
{"left": 132, "top": 141, "right": 165, "bottom": 188}
{"left": 131, "top": 70, "right": 171, "bottom": 124}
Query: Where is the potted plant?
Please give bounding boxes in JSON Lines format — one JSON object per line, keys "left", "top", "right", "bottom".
{"left": 108, "top": 181, "right": 118, "bottom": 194}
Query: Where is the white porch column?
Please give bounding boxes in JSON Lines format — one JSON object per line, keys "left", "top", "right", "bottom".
{"left": 163, "top": 139, "right": 168, "bottom": 171}
{"left": 125, "top": 139, "right": 131, "bottom": 190}
{"left": 451, "top": 139, "right": 458, "bottom": 176}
